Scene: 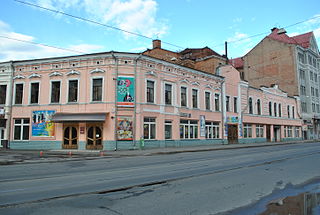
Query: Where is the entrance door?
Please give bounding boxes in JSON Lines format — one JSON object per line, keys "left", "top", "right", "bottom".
{"left": 0, "top": 128, "right": 4, "bottom": 147}
{"left": 273, "top": 126, "right": 281, "bottom": 142}
{"left": 63, "top": 125, "right": 78, "bottom": 149}
{"left": 266, "top": 125, "right": 271, "bottom": 142}
{"left": 86, "top": 125, "right": 103, "bottom": 150}
{"left": 228, "top": 124, "right": 238, "bottom": 144}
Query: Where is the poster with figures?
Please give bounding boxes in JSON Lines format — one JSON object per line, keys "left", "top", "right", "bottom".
{"left": 117, "top": 76, "right": 135, "bottom": 107}
{"left": 117, "top": 116, "right": 133, "bottom": 140}
{"left": 200, "top": 115, "right": 206, "bottom": 137}
{"left": 32, "top": 110, "right": 55, "bottom": 137}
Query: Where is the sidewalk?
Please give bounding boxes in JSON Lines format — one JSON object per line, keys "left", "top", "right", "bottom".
{"left": 0, "top": 140, "right": 316, "bottom": 165}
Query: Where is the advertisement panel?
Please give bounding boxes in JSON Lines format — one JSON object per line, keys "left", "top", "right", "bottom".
{"left": 32, "top": 110, "right": 55, "bottom": 137}
{"left": 117, "top": 76, "right": 135, "bottom": 107}
{"left": 200, "top": 115, "right": 206, "bottom": 137}
{"left": 117, "top": 116, "right": 133, "bottom": 140}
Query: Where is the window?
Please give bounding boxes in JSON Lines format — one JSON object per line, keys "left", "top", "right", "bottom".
{"left": 205, "top": 92, "right": 211, "bottom": 110}
{"left": 249, "top": 98, "right": 253, "bottom": 114}
{"left": 287, "top": 126, "right": 293, "bottom": 137}
{"left": 205, "top": 122, "right": 220, "bottom": 139}
{"left": 14, "top": 118, "right": 30, "bottom": 140}
{"left": 287, "top": 105, "right": 290, "bottom": 118}
{"left": 243, "top": 124, "right": 252, "bottom": 138}
{"left": 298, "top": 52, "right": 305, "bottom": 64}
{"left": 278, "top": 104, "right": 282, "bottom": 117}
{"left": 146, "top": 80, "right": 155, "bottom": 103}
{"left": 292, "top": 106, "right": 295, "bottom": 118}
{"left": 92, "top": 78, "right": 103, "bottom": 102}
{"left": 68, "top": 80, "right": 78, "bottom": 102}
{"left": 300, "top": 85, "right": 306, "bottom": 95}
{"left": 269, "top": 102, "right": 272, "bottom": 116}
{"left": 310, "top": 71, "right": 314, "bottom": 81}
{"left": 234, "top": 97, "right": 238, "bottom": 113}
{"left": 295, "top": 127, "right": 300, "bottom": 138}
{"left": 30, "top": 82, "right": 39, "bottom": 104}
{"left": 316, "top": 89, "right": 319, "bottom": 97}
{"left": 257, "top": 99, "right": 261, "bottom": 115}
{"left": 0, "top": 85, "right": 7, "bottom": 105}
{"left": 315, "top": 74, "right": 317, "bottom": 82}
{"left": 312, "top": 103, "right": 316, "bottom": 112}
{"left": 180, "top": 120, "right": 198, "bottom": 139}
{"left": 165, "top": 83, "right": 172, "bottom": 105}
{"left": 311, "top": 87, "right": 315, "bottom": 97}
{"left": 317, "top": 104, "right": 320, "bottom": 113}
{"left": 299, "top": 69, "right": 305, "bottom": 80}
{"left": 226, "top": 96, "right": 230, "bottom": 112}
{"left": 180, "top": 87, "right": 187, "bottom": 107}
{"left": 164, "top": 120, "right": 172, "bottom": 139}
{"left": 256, "top": 125, "right": 264, "bottom": 138}
{"left": 15, "top": 83, "right": 23, "bottom": 104}
{"left": 144, "top": 118, "right": 156, "bottom": 140}
{"left": 51, "top": 81, "right": 61, "bottom": 103}
{"left": 301, "top": 102, "right": 307, "bottom": 113}
{"left": 192, "top": 89, "right": 198, "bottom": 108}
{"left": 215, "top": 94, "right": 220, "bottom": 111}
{"left": 274, "top": 103, "right": 277, "bottom": 117}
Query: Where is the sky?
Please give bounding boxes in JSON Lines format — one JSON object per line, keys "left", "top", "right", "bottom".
{"left": 0, "top": 0, "right": 320, "bottom": 62}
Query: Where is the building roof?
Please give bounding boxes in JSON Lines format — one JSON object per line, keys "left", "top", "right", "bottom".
{"left": 229, "top": 57, "right": 243, "bottom": 69}
{"left": 267, "top": 28, "right": 313, "bottom": 49}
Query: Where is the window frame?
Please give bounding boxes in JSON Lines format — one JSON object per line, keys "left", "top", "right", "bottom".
{"left": 243, "top": 124, "right": 252, "bottom": 138}
{"left": 91, "top": 77, "right": 104, "bottom": 102}
{"left": 0, "top": 85, "right": 7, "bottom": 105}
{"left": 67, "top": 79, "right": 79, "bottom": 103}
{"left": 164, "top": 120, "right": 172, "bottom": 140}
{"left": 192, "top": 88, "right": 199, "bottom": 109}
{"left": 144, "top": 117, "right": 156, "bottom": 140}
{"left": 146, "top": 79, "right": 156, "bottom": 104}
{"left": 164, "top": 83, "right": 173, "bottom": 105}
{"left": 29, "top": 81, "right": 40, "bottom": 104}
{"left": 50, "top": 80, "right": 61, "bottom": 104}
{"left": 205, "top": 91, "right": 211, "bottom": 111}
{"left": 214, "top": 93, "right": 220, "bottom": 111}
{"left": 180, "top": 86, "right": 188, "bottom": 107}
{"left": 14, "top": 82, "right": 24, "bottom": 105}
{"left": 13, "top": 118, "right": 30, "bottom": 141}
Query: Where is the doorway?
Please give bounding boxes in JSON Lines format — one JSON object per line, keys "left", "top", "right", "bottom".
{"left": 273, "top": 126, "right": 281, "bottom": 142}
{"left": 63, "top": 125, "right": 78, "bottom": 149}
{"left": 228, "top": 124, "right": 238, "bottom": 144}
{"left": 0, "top": 128, "right": 4, "bottom": 147}
{"left": 86, "top": 125, "right": 103, "bottom": 150}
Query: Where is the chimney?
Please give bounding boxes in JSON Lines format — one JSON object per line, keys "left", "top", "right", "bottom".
{"left": 153, "top": 39, "right": 161, "bottom": 49}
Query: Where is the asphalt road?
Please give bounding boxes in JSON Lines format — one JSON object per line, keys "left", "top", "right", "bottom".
{"left": 1, "top": 142, "right": 320, "bottom": 214}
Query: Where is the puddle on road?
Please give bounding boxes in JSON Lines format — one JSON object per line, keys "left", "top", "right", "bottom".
{"left": 226, "top": 179, "right": 320, "bottom": 215}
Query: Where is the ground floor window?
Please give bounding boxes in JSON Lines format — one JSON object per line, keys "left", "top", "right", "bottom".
{"left": 205, "top": 122, "right": 220, "bottom": 139}
{"left": 243, "top": 124, "right": 252, "bottom": 138}
{"left": 284, "top": 126, "right": 293, "bottom": 138}
{"left": 14, "top": 118, "right": 30, "bottom": 140}
{"left": 256, "top": 125, "right": 264, "bottom": 138}
{"left": 164, "top": 120, "right": 172, "bottom": 139}
{"left": 180, "top": 120, "right": 198, "bottom": 139}
{"left": 144, "top": 117, "right": 156, "bottom": 140}
{"left": 295, "top": 127, "right": 300, "bottom": 138}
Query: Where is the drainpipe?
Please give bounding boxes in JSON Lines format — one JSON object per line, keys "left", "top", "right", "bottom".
{"left": 8, "top": 61, "right": 14, "bottom": 148}
{"left": 111, "top": 52, "right": 119, "bottom": 151}
{"left": 133, "top": 54, "right": 142, "bottom": 148}
{"left": 220, "top": 79, "right": 226, "bottom": 143}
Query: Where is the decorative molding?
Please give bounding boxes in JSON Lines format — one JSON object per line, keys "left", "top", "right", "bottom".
{"left": 49, "top": 71, "right": 63, "bottom": 77}
{"left": 191, "top": 81, "right": 200, "bottom": 86}
{"left": 146, "top": 70, "right": 157, "bottom": 76}
{"left": 28, "top": 73, "right": 41, "bottom": 79}
{"left": 13, "top": 75, "right": 25, "bottom": 80}
{"left": 204, "top": 84, "right": 213, "bottom": 89}
{"left": 66, "top": 70, "right": 80, "bottom": 76}
{"left": 90, "top": 68, "right": 105, "bottom": 74}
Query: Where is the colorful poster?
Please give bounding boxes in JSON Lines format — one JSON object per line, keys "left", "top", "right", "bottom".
{"left": 32, "top": 110, "right": 55, "bottom": 137}
{"left": 200, "top": 115, "right": 206, "bottom": 137}
{"left": 117, "top": 77, "right": 135, "bottom": 106}
{"left": 117, "top": 116, "right": 133, "bottom": 140}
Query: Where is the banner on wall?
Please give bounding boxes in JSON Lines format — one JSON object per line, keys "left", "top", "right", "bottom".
{"left": 32, "top": 110, "right": 55, "bottom": 137}
{"left": 117, "top": 116, "right": 133, "bottom": 141}
{"left": 117, "top": 76, "right": 135, "bottom": 107}
{"left": 200, "top": 115, "right": 206, "bottom": 137}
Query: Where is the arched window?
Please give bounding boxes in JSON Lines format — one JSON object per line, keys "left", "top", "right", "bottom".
{"left": 274, "top": 103, "right": 277, "bottom": 117}
{"left": 287, "top": 105, "right": 290, "bottom": 118}
{"left": 257, "top": 99, "right": 261, "bottom": 115}
{"left": 269, "top": 102, "right": 272, "bottom": 116}
{"left": 249, "top": 98, "right": 253, "bottom": 114}
{"left": 278, "top": 104, "right": 282, "bottom": 117}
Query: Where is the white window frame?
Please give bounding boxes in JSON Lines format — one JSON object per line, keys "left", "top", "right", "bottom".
{"left": 256, "top": 125, "right": 264, "bottom": 138}
{"left": 91, "top": 76, "right": 104, "bottom": 102}
{"left": 67, "top": 78, "right": 80, "bottom": 103}
{"left": 50, "top": 80, "right": 62, "bottom": 104}
{"left": 243, "top": 124, "right": 252, "bottom": 138}
{"left": 29, "top": 81, "right": 40, "bottom": 105}
{"left": 144, "top": 117, "right": 156, "bottom": 140}
{"left": 13, "top": 118, "right": 30, "bottom": 141}
{"left": 180, "top": 120, "right": 198, "bottom": 139}
{"left": 214, "top": 93, "right": 220, "bottom": 111}
{"left": 205, "top": 122, "right": 220, "bottom": 139}
{"left": 164, "top": 120, "right": 172, "bottom": 140}
{"left": 164, "top": 82, "right": 173, "bottom": 105}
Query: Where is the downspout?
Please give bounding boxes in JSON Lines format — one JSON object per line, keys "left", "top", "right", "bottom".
{"left": 220, "top": 79, "right": 226, "bottom": 143}
{"left": 111, "top": 52, "right": 119, "bottom": 151}
{"left": 133, "top": 54, "right": 142, "bottom": 148}
{"left": 8, "top": 61, "right": 14, "bottom": 148}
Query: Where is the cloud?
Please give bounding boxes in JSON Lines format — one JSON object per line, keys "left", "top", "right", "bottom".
{"left": 0, "top": 20, "right": 104, "bottom": 61}
{"left": 35, "top": 0, "right": 168, "bottom": 39}
{"left": 227, "top": 32, "right": 250, "bottom": 43}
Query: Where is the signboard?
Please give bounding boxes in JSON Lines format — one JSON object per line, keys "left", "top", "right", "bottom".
{"left": 117, "top": 77, "right": 135, "bottom": 107}
{"left": 226, "top": 116, "right": 239, "bottom": 123}
{"left": 180, "top": 112, "right": 191, "bottom": 118}
{"left": 117, "top": 116, "right": 133, "bottom": 140}
{"left": 200, "top": 115, "right": 206, "bottom": 137}
{"left": 32, "top": 110, "right": 55, "bottom": 137}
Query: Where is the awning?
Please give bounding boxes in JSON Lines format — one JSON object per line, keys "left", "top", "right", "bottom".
{"left": 52, "top": 113, "right": 107, "bottom": 123}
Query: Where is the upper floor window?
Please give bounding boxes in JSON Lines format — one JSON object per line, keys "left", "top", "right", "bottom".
{"left": 180, "top": 87, "right": 187, "bottom": 107}
{"left": 205, "top": 92, "right": 211, "bottom": 110}
{"left": 274, "top": 103, "right": 277, "bottom": 117}
{"left": 192, "top": 89, "right": 198, "bottom": 108}
{"left": 68, "top": 80, "right": 78, "bottom": 103}
{"left": 292, "top": 106, "right": 295, "bottom": 118}
{"left": 146, "top": 80, "right": 155, "bottom": 103}
{"left": 92, "top": 78, "right": 103, "bottom": 102}
{"left": 51, "top": 81, "right": 61, "bottom": 103}
{"left": 287, "top": 105, "right": 290, "bottom": 118}
{"left": 298, "top": 52, "right": 305, "bottom": 64}
{"left": 234, "top": 97, "right": 238, "bottom": 113}
{"left": 278, "top": 104, "right": 282, "bottom": 117}
{"left": 310, "top": 71, "right": 314, "bottom": 81}
{"left": 0, "top": 85, "right": 7, "bottom": 105}
{"left": 257, "top": 99, "right": 261, "bottom": 115}
{"left": 165, "top": 83, "right": 172, "bottom": 105}
{"left": 30, "top": 82, "right": 39, "bottom": 104}
{"left": 226, "top": 96, "right": 230, "bottom": 112}
{"left": 269, "top": 102, "right": 272, "bottom": 116}
{"left": 215, "top": 94, "right": 220, "bottom": 111}
{"left": 248, "top": 97, "right": 253, "bottom": 114}
{"left": 299, "top": 69, "right": 305, "bottom": 80}
{"left": 15, "top": 83, "right": 23, "bottom": 105}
